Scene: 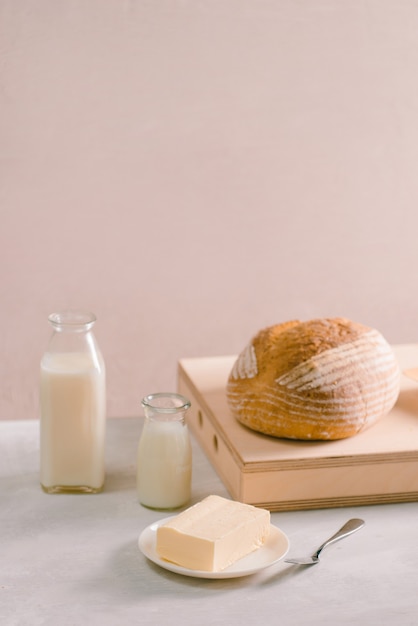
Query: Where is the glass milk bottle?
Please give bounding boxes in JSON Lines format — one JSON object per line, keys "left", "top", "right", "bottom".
{"left": 137, "top": 393, "right": 192, "bottom": 509}
{"left": 40, "top": 311, "right": 106, "bottom": 494}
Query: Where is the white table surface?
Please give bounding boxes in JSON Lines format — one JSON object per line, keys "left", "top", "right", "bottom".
{"left": 2, "top": 417, "right": 418, "bottom": 626}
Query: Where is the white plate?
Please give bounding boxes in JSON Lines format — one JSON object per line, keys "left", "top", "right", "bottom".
{"left": 138, "top": 517, "right": 290, "bottom": 579}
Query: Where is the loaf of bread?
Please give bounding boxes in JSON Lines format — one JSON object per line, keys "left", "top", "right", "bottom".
{"left": 226, "top": 318, "right": 400, "bottom": 440}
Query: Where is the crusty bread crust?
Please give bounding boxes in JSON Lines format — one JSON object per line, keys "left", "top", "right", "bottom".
{"left": 226, "top": 318, "right": 400, "bottom": 440}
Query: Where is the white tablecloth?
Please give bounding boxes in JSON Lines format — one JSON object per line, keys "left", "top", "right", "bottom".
{"left": 2, "top": 418, "right": 418, "bottom": 625}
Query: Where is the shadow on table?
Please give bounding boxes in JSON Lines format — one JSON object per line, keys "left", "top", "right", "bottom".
{"left": 101, "top": 468, "right": 136, "bottom": 493}
{"left": 77, "top": 538, "right": 308, "bottom": 604}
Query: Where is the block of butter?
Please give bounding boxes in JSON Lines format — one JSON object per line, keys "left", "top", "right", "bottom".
{"left": 156, "top": 494, "right": 271, "bottom": 572}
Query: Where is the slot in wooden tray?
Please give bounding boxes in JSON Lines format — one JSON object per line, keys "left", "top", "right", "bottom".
{"left": 178, "top": 344, "right": 418, "bottom": 511}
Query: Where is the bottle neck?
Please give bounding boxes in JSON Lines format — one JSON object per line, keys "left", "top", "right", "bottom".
{"left": 141, "top": 393, "right": 191, "bottom": 423}
{"left": 48, "top": 311, "right": 96, "bottom": 334}
{"left": 44, "top": 311, "right": 101, "bottom": 365}
{"left": 144, "top": 411, "right": 187, "bottom": 424}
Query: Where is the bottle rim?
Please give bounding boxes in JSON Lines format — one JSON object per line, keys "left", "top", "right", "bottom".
{"left": 48, "top": 310, "right": 97, "bottom": 331}
{"left": 141, "top": 392, "right": 191, "bottom": 413}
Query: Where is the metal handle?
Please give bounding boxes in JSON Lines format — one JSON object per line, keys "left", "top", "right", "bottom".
{"left": 314, "top": 518, "right": 365, "bottom": 559}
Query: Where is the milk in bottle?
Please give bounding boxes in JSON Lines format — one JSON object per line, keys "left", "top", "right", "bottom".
{"left": 40, "top": 311, "right": 106, "bottom": 493}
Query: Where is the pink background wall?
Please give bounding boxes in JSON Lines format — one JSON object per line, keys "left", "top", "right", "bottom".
{"left": 2, "top": 0, "right": 418, "bottom": 420}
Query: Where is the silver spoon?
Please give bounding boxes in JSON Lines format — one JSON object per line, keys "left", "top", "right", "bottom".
{"left": 285, "top": 518, "right": 365, "bottom": 565}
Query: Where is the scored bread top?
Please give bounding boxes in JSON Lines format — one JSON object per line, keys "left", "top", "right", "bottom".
{"left": 227, "top": 318, "right": 400, "bottom": 440}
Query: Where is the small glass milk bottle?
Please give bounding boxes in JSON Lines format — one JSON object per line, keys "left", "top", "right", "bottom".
{"left": 137, "top": 392, "right": 192, "bottom": 509}
{"left": 40, "top": 311, "right": 106, "bottom": 494}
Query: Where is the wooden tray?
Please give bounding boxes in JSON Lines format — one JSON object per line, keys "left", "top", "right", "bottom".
{"left": 178, "top": 344, "right": 418, "bottom": 511}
